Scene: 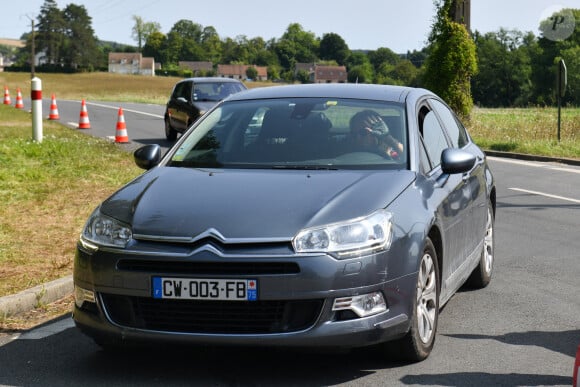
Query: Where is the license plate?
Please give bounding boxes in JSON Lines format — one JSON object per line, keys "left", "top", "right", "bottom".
{"left": 152, "top": 277, "right": 257, "bottom": 301}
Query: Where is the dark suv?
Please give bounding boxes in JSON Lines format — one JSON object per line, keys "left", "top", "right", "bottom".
{"left": 164, "top": 77, "right": 247, "bottom": 140}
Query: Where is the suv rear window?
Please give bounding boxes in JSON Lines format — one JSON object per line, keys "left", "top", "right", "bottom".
{"left": 192, "top": 82, "right": 246, "bottom": 102}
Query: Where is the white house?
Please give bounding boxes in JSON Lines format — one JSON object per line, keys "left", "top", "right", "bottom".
{"left": 108, "top": 53, "right": 155, "bottom": 76}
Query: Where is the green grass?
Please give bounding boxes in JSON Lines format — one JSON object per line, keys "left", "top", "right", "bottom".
{"left": 0, "top": 72, "right": 578, "bottom": 299}
{"left": 469, "top": 107, "right": 580, "bottom": 159}
{"left": 0, "top": 105, "right": 141, "bottom": 297}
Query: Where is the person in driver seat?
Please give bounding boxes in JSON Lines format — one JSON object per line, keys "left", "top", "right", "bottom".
{"left": 349, "top": 110, "right": 404, "bottom": 159}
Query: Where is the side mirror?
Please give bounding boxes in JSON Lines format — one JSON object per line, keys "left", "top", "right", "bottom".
{"left": 134, "top": 144, "right": 162, "bottom": 170}
{"left": 440, "top": 148, "right": 476, "bottom": 175}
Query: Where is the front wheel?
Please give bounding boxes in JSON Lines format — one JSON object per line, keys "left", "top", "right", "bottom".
{"left": 387, "top": 238, "right": 440, "bottom": 362}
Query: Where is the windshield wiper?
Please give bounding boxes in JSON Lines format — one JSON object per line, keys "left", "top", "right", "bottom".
{"left": 271, "top": 165, "right": 338, "bottom": 170}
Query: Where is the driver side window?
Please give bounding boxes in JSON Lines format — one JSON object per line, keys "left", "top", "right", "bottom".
{"left": 418, "top": 105, "right": 449, "bottom": 170}
{"left": 172, "top": 82, "right": 191, "bottom": 102}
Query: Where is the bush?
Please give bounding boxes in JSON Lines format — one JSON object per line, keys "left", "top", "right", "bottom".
{"left": 423, "top": 0, "right": 477, "bottom": 118}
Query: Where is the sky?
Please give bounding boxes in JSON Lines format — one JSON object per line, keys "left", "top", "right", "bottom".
{"left": 1, "top": 0, "right": 578, "bottom": 53}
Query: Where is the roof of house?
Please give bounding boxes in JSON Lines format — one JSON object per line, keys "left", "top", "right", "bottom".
{"left": 314, "top": 65, "right": 348, "bottom": 81}
{"left": 179, "top": 61, "right": 213, "bottom": 71}
{"left": 295, "top": 63, "right": 316, "bottom": 73}
{"left": 108, "top": 52, "right": 142, "bottom": 63}
{"left": 218, "top": 64, "right": 267, "bottom": 78}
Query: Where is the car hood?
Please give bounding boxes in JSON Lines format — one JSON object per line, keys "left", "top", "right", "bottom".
{"left": 100, "top": 167, "right": 415, "bottom": 241}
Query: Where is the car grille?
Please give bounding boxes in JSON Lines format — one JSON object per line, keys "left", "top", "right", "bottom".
{"left": 116, "top": 260, "right": 300, "bottom": 275}
{"left": 101, "top": 294, "right": 323, "bottom": 334}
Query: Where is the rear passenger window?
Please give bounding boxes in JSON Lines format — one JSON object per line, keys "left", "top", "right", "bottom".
{"left": 430, "top": 99, "right": 468, "bottom": 148}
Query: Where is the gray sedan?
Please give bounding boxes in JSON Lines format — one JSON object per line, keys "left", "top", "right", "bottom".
{"left": 73, "top": 84, "right": 495, "bottom": 362}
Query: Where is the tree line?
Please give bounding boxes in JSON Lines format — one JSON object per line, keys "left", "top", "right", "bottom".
{"left": 5, "top": 0, "right": 579, "bottom": 109}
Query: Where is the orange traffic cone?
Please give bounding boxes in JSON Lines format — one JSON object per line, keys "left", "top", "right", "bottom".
{"left": 14, "top": 88, "right": 24, "bottom": 109}
{"left": 574, "top": 344, "right": 580, "bottom": 387}
{"left": 78, "top": 99, "right": 90, "bottom": 129}
{"left": 48, "top": 94, "right": 60, "bottom": 120}
{"left": 115, "top": 107, "right": 129, "bottom": 143}
{"left": 3, "top": 86, "right": 11, "bottom": 105}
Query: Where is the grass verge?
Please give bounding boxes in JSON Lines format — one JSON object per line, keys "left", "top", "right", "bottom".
{"left": 0, "top": 105, "right": 141, "bottom": 298}
{"left": 469, "top": 107, "right": 579, "bottom": 159}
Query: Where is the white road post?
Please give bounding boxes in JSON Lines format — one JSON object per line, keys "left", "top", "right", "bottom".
{"left": 31, "top": 77, "right": 43, "bottom": 142}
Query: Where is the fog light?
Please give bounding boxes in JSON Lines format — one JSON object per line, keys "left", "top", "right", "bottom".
{"left": 74, "top": 285, "right": 96, "bottom": 308}
{"left": 332, "top": 292, "right": 387, "bottom": 317}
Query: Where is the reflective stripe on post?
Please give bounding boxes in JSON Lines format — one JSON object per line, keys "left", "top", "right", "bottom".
{"left": 31, "top": 77, "right": 43, "bottom": 143}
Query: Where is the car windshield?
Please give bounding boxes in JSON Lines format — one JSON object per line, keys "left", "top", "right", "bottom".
{"left": 192, "top": 82, "right": 246, "bottom": 102}
{"left": 168, "top": 97, "right": 408, "bottom": 170}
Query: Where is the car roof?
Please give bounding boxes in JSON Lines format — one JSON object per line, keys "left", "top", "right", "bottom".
{"left": 227, "top": 83, "right": 434, "bottom": 104}
{"left": 179, "top": 77, "right": 244, "bottom": 84}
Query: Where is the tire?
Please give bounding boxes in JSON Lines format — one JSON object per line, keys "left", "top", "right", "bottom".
{"left": 466, "top": 200, "right": 495, "bottom": 289}
{"left": 165, "top": 117, "right": 177, "bottom": 141}
{"left": 388, "top": 237, "right": 439, "bottom": 362}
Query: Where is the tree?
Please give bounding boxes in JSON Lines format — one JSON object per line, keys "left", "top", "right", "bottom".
{"left": 347, "top": 65, "right": 373, "bottom": 83}
{"left": 345, "top": 52, "right": 374, "bottom": 83}
{"left": 406, "top": 48, "right": 429, "bottom": 68}
{"left": 423, "top": 0, "right": 477, "bottom": 118}
{"left": 36, "top": 0, "right": 65, "bottom": 65}
{"left": 532, "top": 8, "right": 580, "bottom": 106}
{"left": 559, "top": 45, "right": 580, "bottom": 106}
{"left": 369, "top": 47, "right": 410, "bottom": 84}
{"left": 222, "top": 36, "right": 249, "bottom": 64}
{"left": 162, "top": 31, "right": 183, "bottom": 65}
{"left": 61, "top": 4, "right": 101, "bottom": 70}
{"left": 368, "top": 47, "right": 400, "bottom": 72}
{"left": 472, "top": 29, "right": 533, "bottom": 107}
{"left": 32, "top": 1, "right": 103, "bottom": 71}
{"left": 143, "top": 31, "right": 166, "bottom": 64}
{"left": 132, "top": 15, "right": 161, "bottom": 52}
{"left": 374, "top": 62, "right": 396, "bottom": 85}
{"left": 170, "top": 20, "right": 203, "bottom": 42}
{"left": 391, "top": 60, "right": 419, "bottom": 86}
{"left": 274, "top": 23, "right": 319, "bottom": 70}
{"left": 163, "top": 20, "right": 204, "bottom": 64}
{"left": 319, "top": 33, "right": 349, "bottom": 65}
{"left": 246, "top": 66, "right": 258, "bottom": 80}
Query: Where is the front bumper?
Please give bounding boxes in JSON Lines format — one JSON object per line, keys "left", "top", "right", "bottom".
{"left": 73, "top": 241, "right": 416, "bottom": 348}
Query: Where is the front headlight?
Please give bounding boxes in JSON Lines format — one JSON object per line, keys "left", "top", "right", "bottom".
{"left": 81, "top": 208, "right": 132, "bottom": 248}
{"left": 293, "top": 210, "right": 393, "bottom": 259}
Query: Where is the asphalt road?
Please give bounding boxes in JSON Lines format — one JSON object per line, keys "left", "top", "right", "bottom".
{"left": 0, "top": 100, "right": 578, "bottom": 386}
{"left": 37, "top": 98, "right": 174, "bottom": 152}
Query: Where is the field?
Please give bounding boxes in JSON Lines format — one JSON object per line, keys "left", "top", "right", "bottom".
{"left": 469, "top": 107, "right": 579, "bottom": 159}
{"left": 0, "top": 72, "right": 578, "bottom": 301}
{"left": 0, "top": 72, "right": 269, "bottom": 105}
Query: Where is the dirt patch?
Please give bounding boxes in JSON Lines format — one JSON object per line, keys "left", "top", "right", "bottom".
{"left": 0, "top": 295, "right": 74, "bottom": 333}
